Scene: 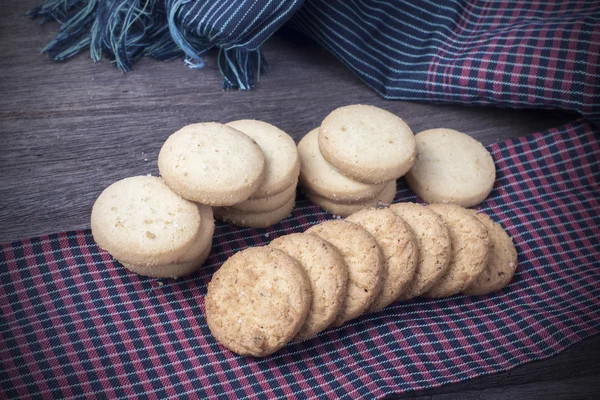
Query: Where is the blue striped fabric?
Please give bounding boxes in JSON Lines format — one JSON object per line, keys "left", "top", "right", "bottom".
{"left": 290, "top": 0, "right": 600, "bottom": 123}
{"left": 31, "top": 0, "right": 600, "bottom": 122}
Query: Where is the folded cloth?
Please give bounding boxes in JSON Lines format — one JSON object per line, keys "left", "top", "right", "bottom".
{"left": 1, "top": 119, "right": 599, "bottom": 398}
{"left": 290, "top": 0, "right": 600, "bottom": 123}
{"left": 31, "top": 1, "right": 599, "bottom": 122}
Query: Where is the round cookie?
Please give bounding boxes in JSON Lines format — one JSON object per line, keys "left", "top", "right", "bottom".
{"left": 158, "top": 122, "right": 265, "bottom": 206}
{"left": 347, "top": 208, "right": 418, "bottom": 312}
{"left": 269, "top": 233, "right": 348, "bottom": 341}
{"left": 214, "top": 196, "right": 295, "bottom": 228}
{"left": 463, "top": 211, "right": 518, "bottom": 295}
{"left": 229, "top": 180, "right": 297, "bottom": 213}
{"left": 298, "top": 128, "right": 387, "bottom": 202}
{"left": 318, "top": 105, "right": 416, "bottom": 184}
{"left": 91, "top": 176, "right": 202, "bottom": 267}
{"left": 306, "top": 220, "right": 384, "bottom": 326}
{"left": 121, "top": 242, "right": 212, "bottom": 279}
{"left": 226, "top": 120, "right": 300, "bottom": 199}
{"left": 179, "top": 204, "right": 215, "bottom": 263}
{"left": 205, "top": 247, "right": 312, "bottom": 357}
{"left": 306, "top": 180, "right": 396, "bottom": 217}
{"left": 388, "top": 202, "right": 452, "bottom": 300}
{"left": 424, "top": 204, "right": 490, "bottom": 298}
{"left": 405, "top": 128, "right": 496, "bottom": 207}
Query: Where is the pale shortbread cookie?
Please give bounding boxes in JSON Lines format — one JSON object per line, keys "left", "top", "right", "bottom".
{"left": 389, "top": 202, "right": 452, "bottom": 300}
{"left": 227, "top": 120, "right": 300, "bottom": 199}
{"left": 424, "top": 204, "right": 490, "bottom": 298}
{"left": 121, "top": 241, "right": 212, "bottom": 279}
{"left": 205, "top": 247, "right": 311, "bottom": 357}
{"left": 298, "top": 128, "right": 387, "bottom": 202}
{"left": 347, "top": 208, "right": 418, "bottom": 312}
{"left": 91, "top": 176, "right": 201, "bottom": 267}
{"left": 306, "top": 220, "right": 384, "bottom": 326}
{"left": 319, "top": 105, "right": 416, "bottom": 184}
{"left": 158, "top": 122, "right": 265, "bottom": 206}
{"left": 269, "top": 233, "right": 348, "bottom": 341}
{"left": 463, "top": 211, "right": 518, "bottom": 295}
{"left": 214, "top": 196, "right": 295, "bottom": 228}
{"left": 405, "top": 128, "right": 496, "bottom": 207}
{"left": 178, "top": 204, "right": 214, "bottom": 263}
{"left": 306, "top": 180, "right": 396, "bottom": 217}
{"left": 229, "top": 179, "right": 297, "bottom": 213}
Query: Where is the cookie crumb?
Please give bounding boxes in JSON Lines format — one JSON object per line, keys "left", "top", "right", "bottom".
{"left": 145, "top": 231, "right": 156, "bottom": 239}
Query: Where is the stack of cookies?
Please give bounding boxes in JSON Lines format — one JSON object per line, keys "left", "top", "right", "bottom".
{"left": 91, "top": 176, "right": 215, "bottom": 278}
{"left": 299, "top": 105, "right": 416, "bottom": 216}
{"left": 158, "top": 120, "right": 300, "bottom": 228}
{"left": 205, "top": 202, "right": 517, "bottom": 357}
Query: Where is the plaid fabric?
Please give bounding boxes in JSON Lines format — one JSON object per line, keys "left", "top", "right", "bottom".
{"left": 291, "top": 0, "right": 600, "bottom": 123}
{"left": 1, "top": 119, "right": 599, "bottom": 399}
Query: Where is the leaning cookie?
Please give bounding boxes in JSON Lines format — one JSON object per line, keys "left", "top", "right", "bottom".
{"left": 205, "top": 247, "right": 312, "bottom": 357}
{"left": 307, "top": 220, "right": 384, "bottom": 326}
{"left": 214, "top": 196, "right": 295, "bottom": 228}
{"left": 306, "top": 180, "right": 396, "bottom": 217}
{"left": 463, "top": 211, "right": 518, "bottom": 295}
{"left": 298, "top": 128, "right": 387, "bottom": 202}
{"left": 318, "top": 105, "right": 416, "bottom": 184}
{"left": 424, "top": 204, "right": 490, "bottom": 298}
{"left": 226, "top": 120, "right": 300, "bottom": 199}
{"left": 269, "top": 233, "right": 348, "bottom": 341}
{"left": 91, "top": 176, "right": 202, "bottom": 267}
{"left": 158, "top": 122, "right": 265, "bottom": 206}
{"left": 347, "top": 208, "right": 418, "bottom": 312}
{"left": 388, "top": 202, "right": 452, "bottom": 300}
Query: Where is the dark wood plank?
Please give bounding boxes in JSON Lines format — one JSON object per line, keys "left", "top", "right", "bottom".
{"left": 0, "top": 1, "right": 595, "bottom": 399}
{"left": 0, "top": 0, "right": 575, "bottom": 243}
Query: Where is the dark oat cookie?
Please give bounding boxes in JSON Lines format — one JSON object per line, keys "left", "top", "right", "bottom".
{"left": 307, "top": 220, "right": 384, "bottom": 326}
{"left": 389, "top": 202, "right": 452, "bottom": 300}
{"left": 424, "top": 204, "right": 490, "bottom": 298}
{"left": 347, "top": 208, "right": 418, "bottom": 312}
{"left": 269, "top": 233, "right": 348, "bottom": 341}
{"left": 205, "top": 247, "right": 311, "bottom": 357}
{"left": 463, "top": 211, "right": 518, "bottom": 295}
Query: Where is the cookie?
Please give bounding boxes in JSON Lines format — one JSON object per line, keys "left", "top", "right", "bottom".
{"left": 170, "top": 203, "right": 214, "bottom": 262}
{"left": 269, "top": 233, "right": 348, "bottom": 341}
{"left": 298, "top": 128, "right": 387, "bottom": 202}
{"left": 405, "top": 128, "right": 496, "bottom": 207}
{"left": 318, "top": 105, "right": 416, "bottom": 184}
{"left": 306, "top": 180, "right": 396, "bottom": 217}
{"left": 226, "top": 120, "right": 300, "bottom": 199}
{"left": 205, "top": 247, "right": 311, "bottom": 357}
{"left": 121, "top": 242, "right": 212, "bottom": 279}
{"left": 388, "top": 202, "right": 452, "bottom": 300}
{"left": 91, "top": 176, "right": 202, "bottom": 267}
{"left": 463, "top": 211, "right": 518, "bottom": 295}
{"left": 347, "top": 208, "right": 418, "bottom": 312}
{"left": 229, "top": 179, "right": 297, "bottom": 213}
{"left": 214, "top": 196, "right": 295, "bottom": 228}
{"left": 306, "top": 220, "right": 384, "bottom": 326}
{"left": 424, "top": 204, "right": 490, "bottom": 298}
{"left": 158, "top": 122, "right": 265, "bottom": 206}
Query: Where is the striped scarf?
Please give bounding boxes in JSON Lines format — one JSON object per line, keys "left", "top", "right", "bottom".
{"left": 31, "top": 0, "right": 600, "bottom": 123}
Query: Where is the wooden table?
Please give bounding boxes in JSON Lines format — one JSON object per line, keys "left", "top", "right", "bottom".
{"left": 1, "top": 1, "right": 598, "bottom": 398}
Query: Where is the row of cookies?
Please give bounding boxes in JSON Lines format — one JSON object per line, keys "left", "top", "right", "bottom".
{"left": 158, "top": 120, "right": 300, "bottom": 227}
{"left": 205, "top": 202, "right": 517, "bottom": 357}
{"left": 299, "top": 105, "right": 416, "bottom": 216}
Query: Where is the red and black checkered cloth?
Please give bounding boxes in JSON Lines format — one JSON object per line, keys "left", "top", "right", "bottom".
{"left": 1, "top": 118, "right": 599, "bottom": 398}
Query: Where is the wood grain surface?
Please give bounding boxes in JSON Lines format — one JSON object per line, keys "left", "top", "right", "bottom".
{"left": 0, "top": 1, "right": 597, "bottom": 399}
